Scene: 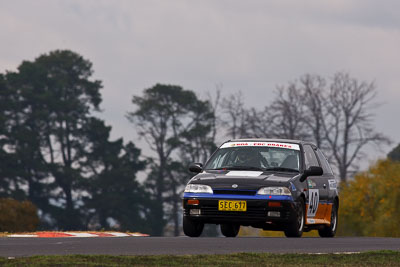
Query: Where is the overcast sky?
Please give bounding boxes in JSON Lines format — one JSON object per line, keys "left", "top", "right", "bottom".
{"left": 1, "top": 0, "right": 399, "bottom": 164}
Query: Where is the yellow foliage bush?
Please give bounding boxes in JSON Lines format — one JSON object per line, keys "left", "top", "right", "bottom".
{"left": 0, "top": 198, "right": 39, "bottom": 232}
{"left": 338, "top": 159, "right": 400, "bottom": 237}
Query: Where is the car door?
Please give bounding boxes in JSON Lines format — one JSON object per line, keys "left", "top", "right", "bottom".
{"left": 315, "top": 148, "right": 337, "bottom": 224}
{"left": 303, "top": 145, "right": 329, "bottom": 225}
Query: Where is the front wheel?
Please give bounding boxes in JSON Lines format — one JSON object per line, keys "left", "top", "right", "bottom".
{"left": 318, "top": 201, "right": 338, "bottom": 238}
{"left": 183, "top": 217, "right": 204, "bottom": 237}
{"left": 220, "top": 223, "right": 240, "bottom": 237}
{"left": 284, "top": 198, "right": 305, "bottom": 238}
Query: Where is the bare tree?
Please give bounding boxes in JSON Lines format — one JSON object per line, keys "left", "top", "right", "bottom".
{"left": 220, "top": 91, "right": 250, "bottom": 139}
{"left": 300, "top": 74, "right": 327, "bottom": 148}
{"left": 245, "top": 107, "right": 273, "bottom": 138}
{"left": 258, "top": 73, "right": 389, "bottom": 181}
{"left": 268, "top": 83, "right": 309, "bottom": 140}
{"left": 322, "top": 72, "right": 390, "bottom": 181}
{"left": 217, "top": 73, "right": 389, "bottom": 182}
{"left": 209, "top": 85, "right": 222, "bottom": 141}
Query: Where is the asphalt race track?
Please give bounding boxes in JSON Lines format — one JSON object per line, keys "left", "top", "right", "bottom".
{"left": 1, "top": 237, "right": 400, "bottom": 257}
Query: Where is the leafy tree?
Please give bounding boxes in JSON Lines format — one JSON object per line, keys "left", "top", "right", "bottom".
{"left": 6, "top": 50, "right": 102, "bottom": 229}
{"left": 338, "top": 160, "right": 400, "bottom": 237}
{"left": 0, "top": 198, "right": 39, "bottom": 232}
{"left": 1, "top": 50, "right": 150, "bottom": 232}
{"left": 388, "top": 144, "right": 400, "bottom": 162}
{"left": 1, "top": 71, "right": 49, "bottom": 203}
{"left": 80, "top": 118, "right": 149, "bottom": 232}
{"left": 0, "top": 74, "right": 14, "bottom": 197}
{"left": 127, "top": 84, "right": 215, "bottom": 236}
{"left": 1, "top": 49, "right": 150, "bottom": 232}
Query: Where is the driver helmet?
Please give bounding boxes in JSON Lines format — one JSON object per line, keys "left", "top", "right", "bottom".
{"left": 235, "top": 148, "right": 258, "bottom": 165}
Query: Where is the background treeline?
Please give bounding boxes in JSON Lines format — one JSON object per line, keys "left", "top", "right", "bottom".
{"left": 339, "top": 157, "right": 400, "bottom": 237}
{"left": 0, "top": 50, "right": 149, "bottom": 233}
{"left": 0, "top": 49, "right": 397, "bottom": 235}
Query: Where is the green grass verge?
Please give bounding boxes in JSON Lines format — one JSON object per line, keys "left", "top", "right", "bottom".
{"left": 1, "top": 250, "right": 400, "bottom": 266}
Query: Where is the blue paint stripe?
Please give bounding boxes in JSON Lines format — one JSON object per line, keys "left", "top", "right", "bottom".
{"left": 183, "top": 192, "right": 293, "bottom": 201}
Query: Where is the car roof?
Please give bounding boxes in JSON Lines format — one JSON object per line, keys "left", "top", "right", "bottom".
{"left": 226, "top": 138, "right": 317, "bottom": 147}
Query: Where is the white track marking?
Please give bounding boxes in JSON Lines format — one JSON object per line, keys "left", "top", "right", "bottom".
{"left": 106, "top": 232, "right": 130, "bottom": 237}
{"left": 67, "top": 232, "right": 98, "bottom": 237}
{"left": 8, "top": 234, "right": 37, "bottom": 237}
{"left": 7, "top": 232, "right": 149, "bottom": 238}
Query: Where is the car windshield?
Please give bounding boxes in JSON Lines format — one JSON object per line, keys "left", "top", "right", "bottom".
{"left": 204, "top": 142, "right": 301, "bottom": 172}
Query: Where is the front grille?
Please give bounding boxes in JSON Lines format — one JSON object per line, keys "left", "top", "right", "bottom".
{"left": 184, "top": 205, "right": 292, "bottom": 220}
{"left": 213, "top": 189, "right": 256, "bottom": 195}
{"left": 183, "top": 198, "right": 294, "bottom": 221}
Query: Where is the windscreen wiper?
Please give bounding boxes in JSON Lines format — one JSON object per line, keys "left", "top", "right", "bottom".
{"left": 264, "top": 167, "right": 299, "bottom": 173}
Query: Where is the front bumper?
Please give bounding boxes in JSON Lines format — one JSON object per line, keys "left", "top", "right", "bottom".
{"left": 183, "top": 193, "right": 298, "bottom": 230}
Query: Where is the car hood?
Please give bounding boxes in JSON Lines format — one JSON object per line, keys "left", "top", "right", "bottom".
{"left": 189, "top": 170, "right": 299, "bottom": 190}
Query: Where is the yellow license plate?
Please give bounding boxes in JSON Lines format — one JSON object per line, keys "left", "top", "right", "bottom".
{"left": 218, "top": 200, "right": 247, "bottom": 211}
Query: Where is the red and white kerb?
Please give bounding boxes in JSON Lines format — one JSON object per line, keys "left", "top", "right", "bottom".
{"left": 220, "top": 142, "right": 300, "bottom": 150}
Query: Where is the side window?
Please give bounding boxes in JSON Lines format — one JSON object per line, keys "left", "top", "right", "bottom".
{"left": 316, "top": 149, "right": 333, "bottom": 175}
{"left": 303, "top": 145, "right": 320, "bottom": 169}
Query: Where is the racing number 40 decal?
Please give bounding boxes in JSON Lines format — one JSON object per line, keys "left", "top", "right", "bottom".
{"left": 307, "top": 189, "right": 319, "bottom": 218}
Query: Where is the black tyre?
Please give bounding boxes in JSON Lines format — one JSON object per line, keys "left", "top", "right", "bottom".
{"left": 318, "top": 200, "right": 338, "bottom": 238}
{"left": 284, "top": 198, "right": 305, "bottom": 238}
{"left": 220, "top": 223, "right": 240, "bottom": 237}
{"left": 183, "top": 217, "right": 204, "bottom": 237}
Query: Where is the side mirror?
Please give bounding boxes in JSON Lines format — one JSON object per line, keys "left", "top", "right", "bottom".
{"left": 189, "top": 163, "right": 203, "bottom": 173}
{"left": 300, "top": 166, "right": 323, "bottom": 182}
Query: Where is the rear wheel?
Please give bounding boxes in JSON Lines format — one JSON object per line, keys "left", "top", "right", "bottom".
{"left": 221, "top": 223, "right": 240, "bottom": 237}
{"left": 318, "top": 201, "right": 338, "bottom": 238}
{"left": 284, "top": 198, "right": 305, "bottom": 238}
{"left": 183, "top": 217, "right": 204, "bottom": 237}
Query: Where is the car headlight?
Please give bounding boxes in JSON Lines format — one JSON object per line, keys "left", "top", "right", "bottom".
{"left": 257, "top": 187, "right": 291, "bottom": 196}
{"left": 184, "top": 184, "right": 213, "bottom": 194}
